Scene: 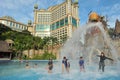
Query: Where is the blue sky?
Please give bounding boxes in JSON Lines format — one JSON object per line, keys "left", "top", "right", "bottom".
{"left": 0, "top": 0, "right": 120, "bottom": 28}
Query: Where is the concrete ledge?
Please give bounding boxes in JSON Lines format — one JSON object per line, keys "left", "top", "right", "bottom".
{"left": 0, "top": 58, "right": 10, "bottom": 60}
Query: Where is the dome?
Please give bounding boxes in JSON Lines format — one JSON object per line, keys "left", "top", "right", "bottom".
{"left": 34, "top": 4, "right": 38, "bottom": 9}
{"left": 5, "top": 39, "right": 14, "bottom": 44}
{"left": 89, "top": 12, "right": 99, "bottom": 21}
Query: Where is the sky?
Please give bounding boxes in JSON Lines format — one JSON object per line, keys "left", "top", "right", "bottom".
{"left": 0, "top": 0, "right": 120, "bottom": 28}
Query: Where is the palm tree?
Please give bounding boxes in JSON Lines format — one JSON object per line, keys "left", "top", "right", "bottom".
{"left": 50, "top": 37, "right": 58, "bottom": 53}
{"left": 43, "top": 37, "right": 51, "bottom": 52}
{"left": 13, "top": 39, "right": 24, "bottom": 59}
{"left": 24, "top": 35, "right": 33, "bottom": 58}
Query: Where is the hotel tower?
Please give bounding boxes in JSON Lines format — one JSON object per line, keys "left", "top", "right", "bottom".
{"left": 33, "top": 0, "right": 79, "bottom": 43}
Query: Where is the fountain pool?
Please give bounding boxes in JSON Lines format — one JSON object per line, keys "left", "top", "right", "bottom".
{"left": 0, "top": 60, "right": 120, "bottom": 80}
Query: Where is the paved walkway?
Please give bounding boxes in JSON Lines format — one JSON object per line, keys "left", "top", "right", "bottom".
{"left": 0, "top": 58, "right": 10, "bottom": 60}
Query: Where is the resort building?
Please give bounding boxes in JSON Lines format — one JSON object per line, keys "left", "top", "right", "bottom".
{"left": 33, "top": 0, "right": 80, "bottom": 42}
{"left": 33, "top": 7, "right": 51, "bottom": 38}
{"left": 0, "top": 16, "right": 28, "bottom": 32}
{"left": 0, "top": 41, "right": 13, "bottom": 60}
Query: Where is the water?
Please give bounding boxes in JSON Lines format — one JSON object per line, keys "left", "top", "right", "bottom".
{"left": 59, "top": 22, "right": 120, "bottom": 79}
{"left": 0, "top": 60, "right": 120, "bottom": 80}
{"left": 61, "top": 22, "right": 119, "bottom": 64}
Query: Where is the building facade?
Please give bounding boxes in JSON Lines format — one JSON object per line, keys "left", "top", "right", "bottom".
{"left": 33, "top": 8, "right": 51, "bottom": 38}
{"left": 0, "top": 41, "right": 12, "bottom": 60}
{"left": 0, "top": 16, "right": 28, "bottom": 32}
{"left": 33, "top": 0, "right": 79, "bottom": 42}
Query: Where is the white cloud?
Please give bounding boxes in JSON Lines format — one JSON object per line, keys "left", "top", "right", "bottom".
{"left": 0, "top": 0, "right": 36, "bottom": 24}
{"left": 111, "top": 3, "right": 120, "bottom": 13}
{"left": 0, "top": 0, "right": 35, "bottom": 10}
{"left": 98, "top": 3, "right": 120, "bottom": 28}
{"left": 56, "top": 0, "right": 64, "bottom": 4}
{"left": 18, "top": 16, "right": 30, "bottom": 24}
{"left": 99, "top": 3, "right": 120, "bottom": 15}
{"left": 19, "top": 0, "right": 35, "bottom": 6}
{"left": 0, "top": 0, "right": 18, "bottom": 10}
{"left": 108, "top": 15, "right": 120, "bottom": 28}
{"left": 36, "top": 0, "right": 64, "bottom": 9}
{"left": 36, "top": 0, "right": 46, "bottom": 9}
{"left": 110, "top": 15, "right": 120, "bottom": 21}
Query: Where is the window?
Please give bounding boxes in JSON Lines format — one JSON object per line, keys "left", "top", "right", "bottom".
{"left": 19, "top": 25, "right": 21, "bottom": 29}
{"left": 56, "top": 21, "right": 60, "bottom": 28}
{"left": 22, "top": 26, "right": 24, "bottom": 30}
{"left": 13, "top": 23, "right": 15, "bottom": 26}
{"left": 6, "top": 21, "right": 9, "bottom": 25}
{"left": 16, "top": 24, "right": 18, "bottom": 28}
{"left": 51, "top": 23, "right": 55, "bottom": 30}
{"left": 50, "top": 25, "right": 52, "bottom": 30}
{"left": 72, "top": 17, "right": 77, "bottom": 27}
{"left": 36, "top": 24, "right": 50, "bottom": 31}
{"left": 10, "top": 22, "right": 12, "bottom": 27}
{"left": 53, "top": 23, "right": 56, "bottom": 30}
{"left": 24, "top": 26, "right": 26, "bottom": 30}
{"left": 60, "top": 19, "right": 64, "bottom": 27}
{"left": 65, "top": 17, "right": 68, "bottom": 25}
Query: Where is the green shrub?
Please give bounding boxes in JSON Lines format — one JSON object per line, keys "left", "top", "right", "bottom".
{"left": 31, "top": 51, "right": 56, "bottom": 60}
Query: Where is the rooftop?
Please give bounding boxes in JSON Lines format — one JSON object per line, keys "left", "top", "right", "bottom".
{"left": 1, "top": 16, "right": 15, "bottom": 21}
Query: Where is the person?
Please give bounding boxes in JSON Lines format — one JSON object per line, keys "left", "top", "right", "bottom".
{"left": 62, "top": 56, "right": 70, "bottom": 73}
{"left": 25, "top": 62, "right": 30, "bottom": 69}
{"left": 62, "top": 56, "right": 68, "bottom": 73}
{"left": 34, "top": 63, "right": 38, "bottom": 68}
{"left": 79, "top": 57, "right": 85, "bottom": 72}
{"left": 47, "top": 58, "right": 53, "bottom": 73}
{"left": 96, "top": 49, "right": 114, "bottom": 72}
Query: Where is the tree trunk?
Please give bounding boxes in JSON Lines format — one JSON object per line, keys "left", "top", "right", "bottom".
{"left": 28, "top": 49, "right": 30, "bottom": 58}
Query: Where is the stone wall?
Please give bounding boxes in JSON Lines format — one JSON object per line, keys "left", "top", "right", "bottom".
{"left": 115, "top": 19, "right": 120, "bottom": 34}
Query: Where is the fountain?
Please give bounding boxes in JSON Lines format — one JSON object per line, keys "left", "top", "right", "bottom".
{"left": 60, "top": 12, "right": 119, "bottom": 66}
